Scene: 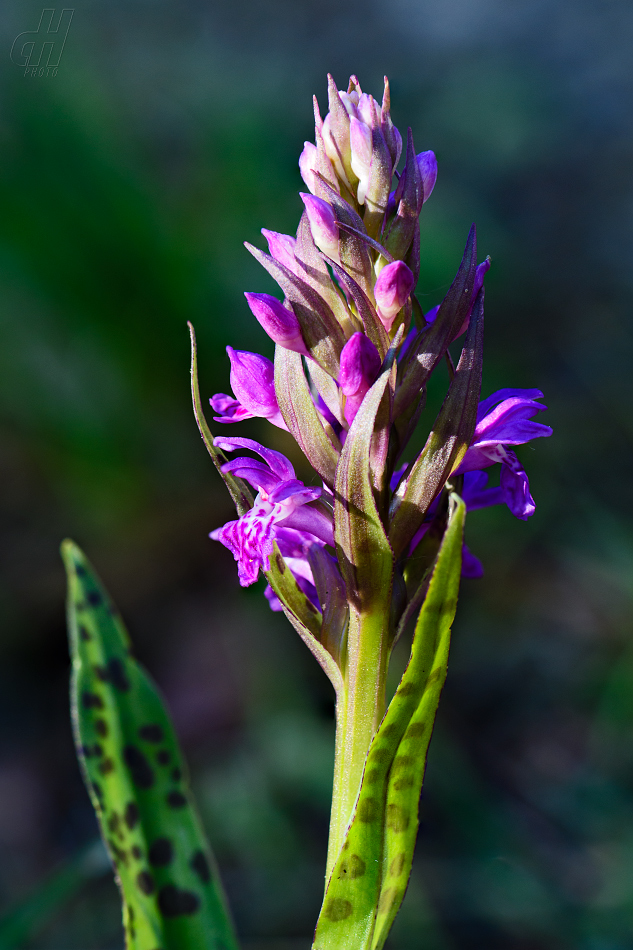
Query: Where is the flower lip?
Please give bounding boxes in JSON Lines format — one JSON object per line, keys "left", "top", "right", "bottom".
{"left": 210, "top": 438, "right": 333, "bottom": 587}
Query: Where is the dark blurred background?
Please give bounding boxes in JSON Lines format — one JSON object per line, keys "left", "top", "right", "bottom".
{"left": 0, "top": 1, "right": 631, "bottom": 947}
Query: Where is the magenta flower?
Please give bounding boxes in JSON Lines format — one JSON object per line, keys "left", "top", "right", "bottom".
{"left": 244, "top": 292, "right": 308, "bottom": 356}
{"left": 210, "top": 347, "right": 287, "bottom": 429}
{"left": 339, "top": 332, "right": 382, "bottom": 425}
{"left": 455, "top": 389, "right": 553, "bottom": 519}
{"left": 210, "top": 437, "right": 333, "bottom": 586}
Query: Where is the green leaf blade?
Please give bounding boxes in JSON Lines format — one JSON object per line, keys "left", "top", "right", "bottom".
{"left": 313, "top": 496, "right": 465, "bottom": 950}
{"left": 62, "top": 540, "right": 239, "bottom": 950}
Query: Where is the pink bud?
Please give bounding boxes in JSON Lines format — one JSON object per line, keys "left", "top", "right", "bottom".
{"left": 299, "top": 193, "right": 339, "bottom": 261}
{"left": 339, "top": 332, "right": 382, "bottom": 425}
{"left": 338, "top": 91, "right": 359, "bottom": 118}
{"left": 299, "top": 141, "right": 319, "bottom": 194}
{"left": 261, "top": 229, "right": 296, "bottom": 271}
{"left": 349, "top": 115, "right": 373, "bottom": 204}
{"left": 357, "top": 93, "right": 376, "bottom": 126}
{"left": 374, "top": 261, "right": 415, "bottom": 330}
{"left": 416, "top": 150, "right": 438, "bottom": 203}
{"left": 322, "top": 113, "right": 348, "bottom": 183}
{"left": 244, "top": 292, "right": 308, "bottom": 356}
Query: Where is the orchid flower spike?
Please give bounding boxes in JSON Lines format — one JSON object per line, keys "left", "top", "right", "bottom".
{"left": 195, "top": 76, "right": 552, "bottom": 940}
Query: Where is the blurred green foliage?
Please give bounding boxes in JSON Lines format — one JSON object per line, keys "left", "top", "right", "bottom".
{"left": 0, "top": 1, "right": 632, "bottom": 947}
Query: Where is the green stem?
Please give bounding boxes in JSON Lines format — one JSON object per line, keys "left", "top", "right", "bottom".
{"left": 325, "top": 606, "right": 390, "bottom": 879}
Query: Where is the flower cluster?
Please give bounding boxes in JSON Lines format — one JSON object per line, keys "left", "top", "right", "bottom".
{"left": 203, "top": 74, "right": 551, "bottom": 629}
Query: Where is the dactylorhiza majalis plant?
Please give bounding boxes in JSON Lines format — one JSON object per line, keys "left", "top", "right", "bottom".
{"left": 61, "top": 73, "right": 552, "bottom": 950}
{"left": 191, "top": 73, "right": 552, "bottom": 944}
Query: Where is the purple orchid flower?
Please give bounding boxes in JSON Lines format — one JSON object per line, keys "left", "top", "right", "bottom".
{"left": 455, "top": 389, "right": 553, "bottom": 520}
{"left": 210, "top": 437, "right": 333, "bottom": 587}
{"left": 210, "top": 347, "right": 287, "bottom": 430}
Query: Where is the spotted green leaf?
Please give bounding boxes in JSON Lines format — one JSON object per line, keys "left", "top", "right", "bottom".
{"left": 313, "top": 494, "right": 465, "bottom": 950}
{"left": 62, "top": 540, "right": 239, "bottom": 950}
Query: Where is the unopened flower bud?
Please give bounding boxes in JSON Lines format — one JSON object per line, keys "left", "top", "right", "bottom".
{"left": 356, "top": 93, "right": 375, "bottom": 127}
{"left": 299, "top": 142, "right": 319, "bottom": 194}
{"left": 416, "top": 150, "right": 438, "bottom": 203}
{"left": 374, "top": 260, "right": 415, "bottom": 330}
{"left": 321, "top": 75, "right": 355, "bottom": 186}
{"left": 227, "top": 347, "right": 285, "bottom": 428}
{"left": 349, "top": 115, "right": 373, "bottom": 205}
{"left": 261, "top": 229, "right": 297, "bottom": 271}
{"left": 244, "top": 292, "right": 309, "bottom": 356}
{"left": 339, "top": 332, "right": 381, "bottom": 425}
{"left": 339, "top": 91, "right": 359, "bottom": 117}
{"left": 300, "top": 193, "right": 339, "bottom": 261}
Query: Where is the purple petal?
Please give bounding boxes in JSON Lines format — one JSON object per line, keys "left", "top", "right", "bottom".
{"left": 424, "top": 304, "right": 440, "bottom": 324}
{"left": 268, "top": 481, "right": 321, "bottom": 505}
{"left": 454, "top": 446, "right": 498, "bottom": 474}
{"left": 210, "top": 393, "right": 253, "bottom": 424}
{"left": 220, "top": 458, "right": 280, "bottom": 493}
{"left": 390, "top": 463, "right": 408, "bottom": 492}
{"left": 281, "top": 504, "right": 334, "bottom": 547}
{"left": 284, "top": 556, "right": 320, "bottom": 610}
{"left": 264, "top": 584, "right": 284, "bottom": 611}
{"left": 408, "top": 521, "right": 430, "bottom": 556}
{"left": 416, "top": 150, "right": 437, "bottom": 203}
{"left": 461, "top": 543, "right": 484, "bottom": 578}
{"left": 500, "top": 452, "right": 536, "bottom": 520}
{"left": 213, "top": 436, "right": 296, "bottom": 481}
{"left": 474, "top": 396, "right": 552, "bottom": 447}
{"left": 227, "top": 347, "right": 287, "bottom": 429}
{"left": 275, "top": 526, "right": 322, "bottom": 558}
{"left": 461, "top": 470, "right": 505, "bottom": 511}
{"left": 476, "top": 388, "right": 546, "bottom": 422}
